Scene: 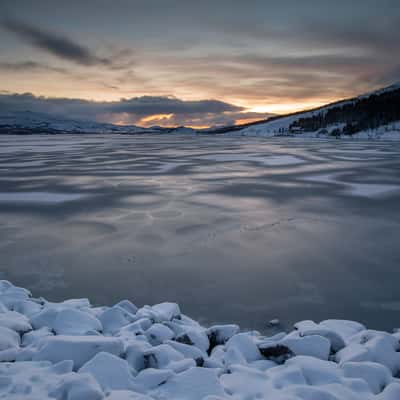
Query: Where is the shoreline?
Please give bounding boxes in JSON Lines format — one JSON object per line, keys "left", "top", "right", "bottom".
{"left": 1, "top": 280, "right": 400, "bottom": 399}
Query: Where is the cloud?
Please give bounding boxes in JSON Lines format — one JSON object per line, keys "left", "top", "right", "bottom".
{"left": 0, "top": 92, "right": 269, "bottom": 128}
{"left": 1, "top": 18, "right": 110, "bottom": 66}
{"left": 0, "top": 60, "right": 67, "bottom": 73}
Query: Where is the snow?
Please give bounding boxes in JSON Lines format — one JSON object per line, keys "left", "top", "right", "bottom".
{"left": 31, "top": 335, "right": 124, "bottom": 369}
{"left": 1, "top": 280, "right": 400, "bottom": 400}
{"left": 0, "top": 326, "right": 20, "bottom": 351}
{"left": 52, "top": 308, "right": 103, "bottom": 335}
{"left": 79, "top": 352, "right": 137, "bottom": 391}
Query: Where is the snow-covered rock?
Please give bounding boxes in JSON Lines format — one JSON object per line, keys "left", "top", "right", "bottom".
{"left": 1, "top": 280, "right": 400, "bottom": 400}
{"left": 0, "top": 326, "right": 20, "bottom": 350}
{"left": 153, "top": 367, "right": 225, "bottom": 400}
{"left": 79, "top": 352, "right": 136, "bottom": 391}
{"left": 0, "top": 310, "right": 32, "bottom": 333}
{"left": 99, "top": 306, "right": 136, "bottom": 334}
{"left": 32, "top": 335, "right": 124, "bottom": 369}
{"left": 52, "top": 308, "right": 103, "bottom": 335}
{"left": 145, "top": 323, "right": 175, "bottom": 345}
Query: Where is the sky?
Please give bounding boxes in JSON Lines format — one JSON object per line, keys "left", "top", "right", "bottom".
{"left": 0, "top": 0, "right": 399, "bottom": 128}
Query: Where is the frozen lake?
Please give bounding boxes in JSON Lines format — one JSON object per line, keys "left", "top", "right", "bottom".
{"left": 1, "top": 134, "right": 400, "bottom": 332}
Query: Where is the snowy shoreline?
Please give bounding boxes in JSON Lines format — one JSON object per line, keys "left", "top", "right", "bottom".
{"left": 1, "top": 280, "right": 400, "bottom": 399}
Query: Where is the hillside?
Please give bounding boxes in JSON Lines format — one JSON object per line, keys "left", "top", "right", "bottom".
{"left": 221, "top": 83, "right": 400, "bottom": 139}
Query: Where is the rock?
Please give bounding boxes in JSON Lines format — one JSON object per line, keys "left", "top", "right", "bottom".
{"left": 144, "top": 344, "right": 184, "bottom": 369}
{"left": 145, "top": 323, "right": 175, "bottom": 345}
{"left": 49, "top": 372, "right": 104, "bottom": 400}
{"left": 79, "top": 352, "right": 136, "bottom": 390}
{"left": 53, "top": 308, "right": 103, "bottom": 335}
{"left": 225, "top": 333, "right": 262, "bottom": 363}
{"left": 207, "top": 324, "right": 239, "bottom": 349}
{"left": 176, "top": 327, "right": 210, "bottom": 352}
{"left": 125, "top": 340, "right": 152, "bottom": 372}
{"left": 0, "top": 326, "right": 20, "bottom": 351}
{"left": 280, "top": 333, "right": 331, "bottom": 360}
{"left": 134, "top": 368, "right": 174, "bottom": 390}
{"left": 259, "top": 343, "right": 294, "bottom": 364}
{"left": 99, "top": 306, "right": 136, "bottom": 334}
{"left": 115, "top": 299, "right": 138, "bottom": 315}
{"left": 0, "top": 310, "right": 32, "bottom": 333}
{"left": 153, "top": 367, "right": 224, "bottom": 400}
{"left": 32, "top": 335, "right": 124, "bottom": 369}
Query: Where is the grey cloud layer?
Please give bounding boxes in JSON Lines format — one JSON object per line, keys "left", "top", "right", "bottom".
{"left": 1, "top": 18, "right": 110, "bottom": 66}
{"left": 0, "top": 93, "right": 257, "bottom": 127}
{"left": 0, "top": 0, "right": 398, "bottom": 114}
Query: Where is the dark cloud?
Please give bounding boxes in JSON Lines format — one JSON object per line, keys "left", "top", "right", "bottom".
{"left": 0, "top": 60, "right": 67, "bottom": 73}
{"left": 108, "top": 97, "right": 243, "bottom": 116}
{"left": 0, "top": 1, "right": 398, "bottom": 116}
{"left": 0, "top": 92, "right": 259, "bottom": 127}
{"left": 1, "top": 18, "right": 110, "bottom": 66}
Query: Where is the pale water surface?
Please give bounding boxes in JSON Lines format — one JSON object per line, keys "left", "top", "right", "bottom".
{"left": 1, "top": 134, "right": 400, "bottom": 331}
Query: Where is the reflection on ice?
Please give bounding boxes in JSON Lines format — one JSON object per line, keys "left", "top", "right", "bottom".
{"left": 197, "top": 153, "right": 304, "bottom": 166}
{"left": 302, "top": 173, "right": 400, "bottom": 198}
{"left": 0, "top": 192, "right": 86, "bottom": 204}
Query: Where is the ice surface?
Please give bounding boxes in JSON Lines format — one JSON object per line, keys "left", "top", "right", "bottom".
{"left": 0, "top": 191, "right": 86, "bottom": 204}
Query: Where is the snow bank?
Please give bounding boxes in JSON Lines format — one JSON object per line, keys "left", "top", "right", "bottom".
{"left": 1, "top": 280, "right": 400, "bottom": 400}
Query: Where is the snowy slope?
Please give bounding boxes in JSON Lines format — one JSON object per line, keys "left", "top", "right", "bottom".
{"left": 232, "top": 83, "right": 400, "bottom": 139}
{"left": 1, "top": 280, "right": 400, "bottom": 400}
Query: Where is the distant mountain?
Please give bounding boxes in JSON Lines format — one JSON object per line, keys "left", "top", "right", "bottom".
{"left": 220, "top": 83, "right": 400, "bottom": 139}
{"left": 1, "top": 83, "right": 400, "bottom": 138}
{"left": 0, "top": 111, "right": 196, "bottom": 135}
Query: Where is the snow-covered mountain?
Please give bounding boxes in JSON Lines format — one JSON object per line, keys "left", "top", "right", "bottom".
{"left": 0, "top": 111, "right": 196, "bottom": 135}
{"left": 1, "top": 83, "right": 400, "bottom": 138}
{"left": 222, "top": 82, "right": 400, "bottom": 139}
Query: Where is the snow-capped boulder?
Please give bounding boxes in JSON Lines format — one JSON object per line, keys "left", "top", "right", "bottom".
{"left": 144, "top": 344, "right": 184, "bottom": 369}
{"left": 145, "top": 323, "right": 175, "bottom": 345}
{"left": 153, "top": 367, "right": 224, "bottom": 400}
{"left": 134, "top": 368, "right": 174, "bottom": 390}
{"left": 22, "top": 326, "right": 54, "bottom": 347}
{"left": 176, "top": 327, "right": 210, "bottom": 352}
{"left": 115, "top": 299, "right": 138, "bottom": 316}
{"left": 99, "top": 306, "right": 136, "bottom": 334}
{"left": 225, "top": 333, "right": 262, "bottom": 363}
{"left": 32, "top": 335, "right": 124, "bottom": 369}
{"left": 79, "top": 351, "right": 137, "bottom": 391}
{"left": 9, "top": 299, "right": 42, "bottom": 317}
{"left": 0, "top": 310, "right": 32, "bottom": 333}
{"left": 0, "top": 326, "right": 20, "bottom": 350}
{"left": 165, "top": 340, "right": 206, "bottom": 366}
{"left": 118, "top": 318, "right": 153, "bottom": 338}
{"left": 52, "top": 308, "right": 103, "bottom": 335}
{"left": 280, "top": 333, "right": 331, "bottom": 360}
{"left": 136, "top": 302, "right": 181, "bottom": 323}
{"left": 106, "top": 390, "right": 154, "bottom": 400}
{"left": 207, "top": 324, "right": 240, "bottom": 347}
{"left": 294, "top": 320, "right": 346, "bottom": 351}
{"left": 125, "top": 339, "right": 152, "bottom": 372}
{"left": 30, "top": 308, "right": 59, "bottom": 330}
{"left": 342, "top": 361, "right": 392, "bottom": 394}
{"left": 151, "top": 302, "right": 181, "bottom": 322}
{"left": 49, "top": 371, "right": 104, "bottom": 400}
